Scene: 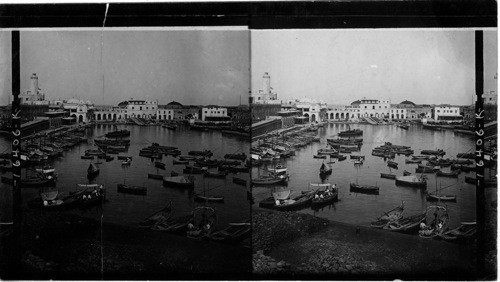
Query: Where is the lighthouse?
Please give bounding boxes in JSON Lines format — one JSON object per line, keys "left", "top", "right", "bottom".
{"left": 30, "top": 73, "right": 38, "bottom": 95}
{"left": 262, "top": 72, "right": 271, "bottom": 95}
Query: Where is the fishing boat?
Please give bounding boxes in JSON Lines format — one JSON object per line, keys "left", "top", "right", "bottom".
{"left": 426, "top": 180, "right": 457, "bottom": 202}
{"left": 162, "top": 175, "right": 195, "bottom": 188}
{"left": 338, "top": 128, "right": 363, "bottom": 137}
{"left": 117, "top": 156, "right": 133, "bottom": 161}
{"left": 349, "top": 183, "right": 379, "bottom": 195}
{"left": 350, "top": 154, "right": 365, "bottom": 160}
{"left": 162, "top": 124, "right": 177, "bottom": 130}
{"left": 397, "top": 124, "right": 410, "bottom": 130}
{"left": 154, "top": 161, "right": 166, "bottom": 170}
{"left": 183, "top": 165, "right": 206, "bottom": 174}
{"left": 317, "top": 148, "right": 337, "bottom": 155}
{"left": 173, "top": 159, "right": 189, "bottom": 165}
{"left": 117, "top": 184, "right": 147, "bottom": 195}
{"left": 186, "top": 206, "right": 217, "bottom": 239}
{"left": 35, "top": 166, "right": 55, "bottom": 174}
{"left": 274, "top": 190, "right": 316, "bottom": 211}
{"left": 310, "top": 183, "right": 338, "bottom": 207}
{"left": 403, "top": 170, "right": 412, "bottom": 176}
{"left": 337, "top": 155, "right": 347, "bottom": 161}
{"left": 105, "top": 129, "right": 130, "bottom": 138}
{"left": 421, "top": 149, "right": 446, "bottom": 156}
{"left": 354, "top": 159, "right": 363, "bottom": 165}
{"left": 370, "top": 201, "right": 405, "bottom": 228}
{"left": 313, "top": 155, "right": 327, "bottom": 159}
{"left": 170, "top": 171, "right": 179, "bottom": 177}
{"left": 121, "top": 158, "right": 132, "bottom": 166}
{"left": 188, "top": 150, "right": 213, "bottom": 157}
{"left": 412, "top": 155, "right": 430, "bottom": 160}
{"left": 395, "top": 175, "right": 427, "bottom": 187}
{"left": 232, "top": 177, "right": 247, "bottom": 186}
{"left": 87, "top": 163, "right": 100, "bottom": 179}
{"left": 415, "top": 165, "right": 439, "bottom": 173}
{"left": 224, "top": 153, "right": 247, "bottom": 161}
{"left": 380, "top": 173, "right": 396, "bottom": 179}
{"left": 436, "top": 170, "right": 459, "bottom": 178}
{"left": 383, "top": 211, "right": 426, "bottom": 233}
{"left": 203, "top": 170, "right": 227, "bottom": 179}
{"left": 209, "top": 222, "right": 251, "bottom": 244}
{"left": 81, "top": 155, "right": 94, "bottom": 160}
{"left": 178, "top": 155, "right": 196, "bottom": 161}
{"left": 138, "top": 202, "right": 172, "bottom": 228}
{"left": 387, "top": 160, "right": 398, "bottom": 168}
{"left": 151, "top": 214, "right": 194, "bottom": 234}
{"left": 418, "top": 206, "right": 449, "bottom": 239}
{"left": 252, "top": 174, "right": 288, "bottom": 186}
{"left": 319, "top": 162, "right": 332, "bottom": 175}
{"left": 405, "top": 159, "right": 422, "bottom": 164}
{"left": 438, "top": 222, "right": 476, "bottom": 242}
{"left": 267, "top": 164, "right": 287, "bottom": 174}
{"left": 77, "top": 184, "right": 106, "bottom": 209}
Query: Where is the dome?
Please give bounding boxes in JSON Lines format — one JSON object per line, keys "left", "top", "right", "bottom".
{"left": 167, "top": 101, "right": 183, "bottom": 107}
{"left": 67, "top": 98, "right": 80, "bottom": 104}
{"left": 400, "top": 100, "right": 416, "bottom": 106}
{"left": 350, "top": 100, "right": 361, "bottom": 105}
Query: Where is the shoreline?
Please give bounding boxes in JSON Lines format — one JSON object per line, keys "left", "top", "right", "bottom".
{"left": 252, "top": 207, "right": 488, "bottom": 280}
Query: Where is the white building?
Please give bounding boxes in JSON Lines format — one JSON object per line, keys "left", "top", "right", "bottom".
{"left": 432, "top": 105, "right": 462, "bottom": 121}
{"left": 250, "top": 72, "right": 279, "bottom": 104}
{"left": 19, "top": 73, "right": 49, "bottom": 105}
{"left": 325, "top": 105, "right": 360, "bottom": 121}
{"left": 351, "top": 98, "right": 391, "bottom": 119}
{"left": 157, "top": 105, "right": 175, "bottom": 121}
{"left": 63, "top": 98, "right": 95, "bottom": 123}
{"left": 200, "top": 106, "right": 229, "bottom": 122}
{"left": 389, "top": 107, "right": 407, "bottom": 120}
{"left": 118, "top": 99, "right": 158, "bottom": 119}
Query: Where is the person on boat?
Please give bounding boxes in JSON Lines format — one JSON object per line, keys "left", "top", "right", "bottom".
{"left": 187, "top": 222, "right": 195, "bottom": 230}
{"left": 43, "top": 200, "right": 48, "bottom": 206}
{"left": 315, "top": 194, "right": 320, "bottom": 199}
{"left": 320, "top": 194, "right": 324, "bottom": 199}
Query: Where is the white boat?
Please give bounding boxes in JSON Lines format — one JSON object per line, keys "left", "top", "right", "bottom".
{"left": 268, "top": 164, "right": 287, "bottom": 174}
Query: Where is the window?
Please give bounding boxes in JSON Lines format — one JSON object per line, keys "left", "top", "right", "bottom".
{"left": 140, "top": 107, "right": 142, "bottom": 110}
{"left": 372, "top": 106, "right": 375, "bottom": 110}
{"left": 132, "top": 106, "right": 134, "bottom": 110}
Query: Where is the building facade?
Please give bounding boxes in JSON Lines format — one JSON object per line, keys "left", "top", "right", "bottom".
{"left": 250, "top": 72, "right": 279, "bottom": 104}
{"left": 19, "top": 73, "right": 48, "bottom": 105}
{"left": 200, "top": 106, "right": 229, "bottom": 121}
{"left": 118, "top": 99, "right": 158, "bottom": 119}
{"left": 431, "top": 105, "right": 462, "bottom": 121}
{"left": 351, "top": 98, "right": 391, "bottom": 119}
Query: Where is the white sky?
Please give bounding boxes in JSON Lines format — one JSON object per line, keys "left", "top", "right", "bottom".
{"left": 251, "top": 29, "right": 497, "bottom": 105}
{"left": 0, "top": 29, "right": 250, "bottom": 106}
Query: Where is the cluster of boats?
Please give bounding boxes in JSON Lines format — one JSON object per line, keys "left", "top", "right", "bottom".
{"left": 138, "top": 203, "right": 250, "bottom": 244}
{"left": 28, "top": 184, "right": 106, "bottom": 211}
{"left": 370, "top": 202, "right": 476, "bottom": 243}
{"left": 259, "top": 183, "right": 339, "bottom": 211}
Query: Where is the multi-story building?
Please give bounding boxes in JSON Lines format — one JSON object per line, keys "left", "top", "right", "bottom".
{"left": 431, "top": 105, "right": 462, "bottom": 121}
{"left": 118, "top": 99, "right": 158, "bottom": 119}
{"left": 351, "top": 98, "right": 391, "bottom": 119}
{"left": 325, "top": 105, "right": 360, "bottom": 121}
{"left": 157, "top": 105, "right": 175, "bottom": 121}
{"left": 200, "top": 106, "right": 229, "bottom": 122}
{"left": 227, "top": 105, "right": 251, "bottom": 125}
{"left": 62, "top": 98, "right": 94, "bottom": 123}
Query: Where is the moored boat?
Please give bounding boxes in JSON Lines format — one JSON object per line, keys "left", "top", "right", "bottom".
{"left": 117, "top": 184, "right": 147, "bottom": 195}
{"left": 383, "top": 212, "right": 426, "bottom": 233}
{"left": 349, "top": 183, "right": 379, "bottom": 195}
{"left": 395, "top": 175, "right": 427, "bottom": 187}
{"left": 87, "top": 163, "right": 100, "bottom": 179}
{"left": 232, "top": 177, "right": 247, "bottom": 186}
{"left": 438, "top": 222, "right": 476, "bottom": 242}
{"left": 436, "top": 170, "right": 459, "bottom": 178}
{"left": 138, "top": 202, "right": 172, "bottom": 228}
{"left": 310, "top": 183, "right": 338, "bottom": 207}
{"left": 319, "top": 162, "right": 332, "bottom": 175}
{"left": 380, "top": 173, "right": 396, "bottom": 179}
{"left": 370, "top": 201, "right": 405, "bottom": 228}
{"left": 162, "top": 175, "right": 195, "bottom": 188}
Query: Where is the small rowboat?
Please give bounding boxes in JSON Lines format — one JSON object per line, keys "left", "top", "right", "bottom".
{"left": 383, "top": 212, "right": 426, "bottom": 233}
{"left": 203, "top": 171, "right": 227, "bottom": 179}
{"left": 426, "top": 193, "right": 457, "bottom": 202}
{"left": 117, "top": 184, "right": 147, "bottom": 195}
{"left": 163, "top": 175, "right": 195, "bottom": 188}
{"left": 349, "top": 183, "right": 379, "bottom": 195}
{"left": 405, "top": 159, "right": 422, "bottom": 164}
{"left": 209, "top": 222, "right": 251, "bottom": 244}
{"left": 148, "top": 173, "right": 163, "bottom": 180}
{"left": 151, "top": 214, "right": 194, "bottom": 234}
{"left": 310, "top": 183, "right": 338, "bottom": 207}
{"left": 387, "top": 160, "right": 398, "bottom": 169}
{"left": 313, "top": 155, "right": 327, "bottom": 159}
{"left": 155, "top": 161, "right": 166, "bottom": 170}
{"left": 403, "top": 170, "right": 412, "bottom": 176}
{"left": 438, "top": 222, "right": 476, "bottom": 242}
{"left": 138, "top": 202, "right": 172, "bottom": 228}
{"left": 173, "top": 159, "right": 190, "bottom": 165}
{"left": 395, "top": 175, "right": 427, "bottom": 187}
{"left": 319, "top": 162, "right": 332, "bottom": 175}
{"left": 274, "top": 190, "right": 316, "bottom": 211}
{"left": 380, "top": 173, "right": 396, "bottom": 179}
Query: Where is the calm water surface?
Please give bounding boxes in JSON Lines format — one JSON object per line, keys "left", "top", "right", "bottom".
{"left": 0, "top": 124, "right": 250, "bottom": 228}
{"left": 253, "top": 123, "right": 478, "bottom": 228}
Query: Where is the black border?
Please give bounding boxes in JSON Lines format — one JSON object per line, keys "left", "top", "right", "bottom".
{"left": 1, "top": 1, "right": 497, "bottom": 280}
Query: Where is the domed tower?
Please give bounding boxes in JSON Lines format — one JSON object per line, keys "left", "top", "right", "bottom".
{"left": 262, "top": 72, "right": 271, "bottom": 95}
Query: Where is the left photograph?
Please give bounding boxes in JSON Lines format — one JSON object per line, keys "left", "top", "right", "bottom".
{"left": 0, "top": 28, "right": 252, "bottom": 279}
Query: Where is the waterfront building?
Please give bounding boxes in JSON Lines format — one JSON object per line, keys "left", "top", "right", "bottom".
{"left": 62, "top": 98, "right": 95, "bottom": 123}
{"left": 93, "top": 105, "right": 126, "bottom": 122}
{"left": 389, "top": 106, "right": 407, "bottom": 120}
{"left": 251, "top": 117, "right": 282, "bottom": 139}
{"left": 277, "top": 110, "right": 301, "bottom": 128}
{"left": 251, "top": 104, "right": 281, "bottom": 123}
{"left": 406, "top": 106, "right": 432, "bottom": 120}
{"left": 250, "top": 72, "right": 279, "bottom": 104}
{"left": 351, "top": 98, "right": 391, "bottom": 119}
{"left": 156, "top": 105, "right": 175, "bottom": 121}
{"left": 431, "top": 105, "right": 462, "bottom": 121}
{"left": 227, "top": 105, "right": 251, "bottom": 125}
{"left": 325, "top": 105, "right": 360, "bottom": 121}
{"left": 200, "top": 106, "right": 230, "bottom": 122}
{"left": 118, "top": 99, "right": 158, "bottom": 119}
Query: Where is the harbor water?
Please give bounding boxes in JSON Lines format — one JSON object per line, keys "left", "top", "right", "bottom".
{"left": 0, "top": 124, "right": 250, "bottom": 228}
{"left": 253, "top": 123, "right": 478, "bottom": 228}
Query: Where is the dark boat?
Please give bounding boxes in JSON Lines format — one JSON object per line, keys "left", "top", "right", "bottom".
{"left": 252, "top": 175, "right": 287, "bottom": 186}
{"left": 319, "top": 162, "right": 332, "bottom": 175}
{"left": 310, "top": 183, "right": 338, "bottom": 207}
{"left": 170, "top": 171, "right": 179, "bottom": 177}
{"left": 162, "top": 124, "right": 177, "bottom": 130}
{"left": 387, "top": 160, "right": 398, "bottom": 168}
{"left": 370, "top": 201, "right": 405, "bottom": 229}
{"left": 188, "top": 150, "right": 213, "bottom": 157}
{"left": 183, "top": 165, "right": 206, "bottom": 174}
{"left": 209, "top": 222, "right": 251, "bottom": 244}
{"left": 224, "top": 153, "right": 247, "bottom": 161}
{"left": 426, "top": 193, "right": 457, "bottom": 202}
{"left": 397, "top": 124, "right": 410, "bottom": 130}
{"left": 383, "top": 212, "right": 426, "bottom": 233}
{"left": 173, "top": 159, "right": 190, "bottom": 165}
{"left": 395, "top": 175, "right": 427, "bottom": 187}
{"left": 438, "top": 222, "right": 476, "bottom": 242}
{"left": 232, "top": 177, "right": 247, "bottom": 186}
{"left": 163, "top": 175, "right": 195, "bottom": 188}
{"left": 421, "top": 149, "right": 446, "bottom": 156}
{"left": 274, "top": 190, "right": 316, "bottom": 211}
{"left": 155, "top": 161, "right": 166, "bottom": 170}
{"left": 151, "top": 214, "right": 194, "bottom": 234}
{"left": 338, "top": 129, "right": 363, "bottom": 137}
{"left": 117, "top": 156, "right": 133, "bottom": 161}
{"left": 456, "top": 153, "right": 475, "bottom": 159}
{"left": 403, "top": 170, "right": 412, "bottom": 176}
{"left": 405, "top": 159, "right": 422, "bottom": 164}
{"left": 418, "top": 206, "right": 449, "bottom": 239}
{"left": 138, "top": 202, "right": 172, "bottom": 228}
{"left": 148, "top": 173, "right": 164, "bottom": 180}
{"left": 313, "top": 155, "right": 327, "bottom": 159}
{"left": 87, "top": 163, "right": 100, "bottom": 179}
{"left": 81, "top": 155, "right": 94, "bottom": 160}
{"left": 105, "top": 129, "right": 130, "bottom": 138}
{"left": 117, "top": 184, "right": 147, "bottom": 195}
{"left": 380, "top": 173, "right": 396, "bottom": 179}
{"left": 349, "top": 183, "right": 379, "bottom": 195}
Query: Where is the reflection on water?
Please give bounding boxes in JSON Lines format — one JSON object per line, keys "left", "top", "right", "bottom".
{"left": 0, "top": 124, "right": 250, "bottom": 228}
{"left": 253, "top": 123, "right": 477, "bottom": 228}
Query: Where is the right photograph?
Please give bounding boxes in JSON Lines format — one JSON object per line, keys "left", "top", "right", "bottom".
{"left": 250, "top": 29, "right": 497, "bottom": 279}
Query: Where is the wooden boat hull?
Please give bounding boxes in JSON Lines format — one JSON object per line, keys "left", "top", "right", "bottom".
{"left": 349, "top": 183, "right": 379, "bottom": 195}
{"left": 117, "top": 184, "right": 147, "bottom": 195}
{"left": 148, "top": 173, "right": 163, "bottom": 180}
{"left": 232, "top": 177, "right": 247, "bottom": 186}
{"left": 380, "top": 173, "right": 396, "bottom": 179}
